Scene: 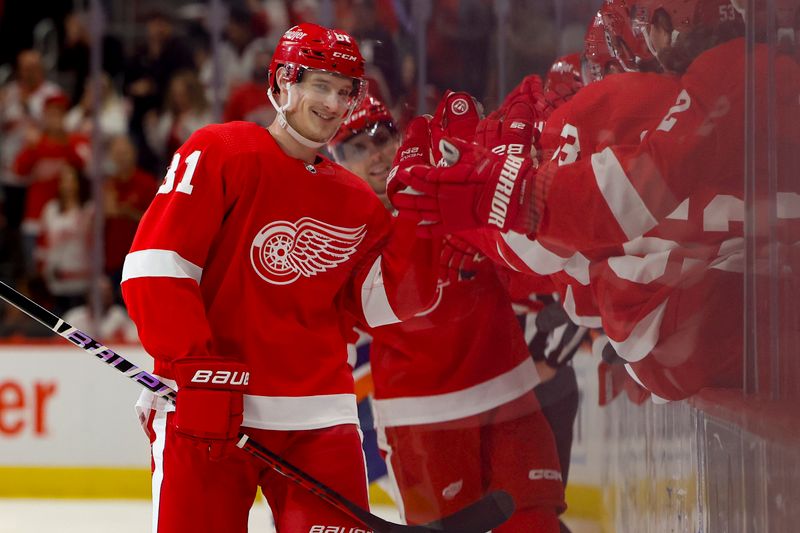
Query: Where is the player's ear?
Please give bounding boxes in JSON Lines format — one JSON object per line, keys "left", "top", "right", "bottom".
{"left": 276, "top": 66, "right": 290, "bottom": 93}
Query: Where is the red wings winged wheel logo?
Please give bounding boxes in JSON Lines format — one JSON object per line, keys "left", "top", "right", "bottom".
{"left": 250, "top": 217, "right": 368, "bottom": 285}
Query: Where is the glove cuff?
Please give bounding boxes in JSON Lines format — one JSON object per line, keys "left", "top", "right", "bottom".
{"left": 530, "top": 163, "right": 555, "bottom": 235}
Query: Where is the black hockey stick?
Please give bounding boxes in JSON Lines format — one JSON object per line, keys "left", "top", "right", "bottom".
{"left": 0, "top": 281, "right": 514, "bottom": 532}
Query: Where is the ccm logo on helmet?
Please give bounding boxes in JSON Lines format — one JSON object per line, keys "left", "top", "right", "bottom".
{"left": 191, "top": 369, "right": 250, "bottom": 386}
{"left": 332, "top": 51, "right": 358, "bottom": 62}
{"left": 488, "top": 154, "right": 525, "bottom": 229}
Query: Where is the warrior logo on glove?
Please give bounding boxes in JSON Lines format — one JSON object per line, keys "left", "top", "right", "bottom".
{"left": 250, "top": 218, "right": 367, "bottom": 285}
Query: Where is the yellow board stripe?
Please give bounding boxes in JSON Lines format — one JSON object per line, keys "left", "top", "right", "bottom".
{"left": 563, "top": 484, "right": 605, "bottom": 521}
{"left": 0, "top": 467, "right": 152, "bottom": 499}
{"left": 0, "top": 466, "right": 607, "bottom": 526}
{"left": 0, "top": 468, "right": 406, "bottom": 506}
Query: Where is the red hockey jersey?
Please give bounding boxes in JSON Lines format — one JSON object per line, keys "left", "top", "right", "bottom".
{"left": 466, "top": 70, "right": 682, "bottom": 328}
{"left": 122, "top": 121, "right": 439, "bottom": 430}
{"left": 476, "top": 40, "right": 800, "bottom": 384}
{"left": 368, "top": 263, "right": 538, "bottom": 428}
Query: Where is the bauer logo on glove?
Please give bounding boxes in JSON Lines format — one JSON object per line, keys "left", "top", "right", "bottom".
{"left": 392, "top": 136, "right": 540, "bottom": 236}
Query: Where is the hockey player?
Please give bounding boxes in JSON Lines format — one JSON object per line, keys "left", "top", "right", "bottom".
{"left": 390, "top": 0, "right": 800, "bottom": 401}
{"left": 122, "top": 24, "right": 440, "bottom": 532}
{"left": 329, "top": 94, "right": 566, "bottom": 532}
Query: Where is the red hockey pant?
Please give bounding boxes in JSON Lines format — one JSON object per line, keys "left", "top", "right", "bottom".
{"left": 379, "top": 391, "right": 565, "bottom": 532}
{"left": 146, "top": 411, "right": 370, "bottom": 533}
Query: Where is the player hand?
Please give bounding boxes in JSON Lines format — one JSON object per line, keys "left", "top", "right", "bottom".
{"left": 386, "top": 115, "right": 434, "bottom": 208}
{"left": 173, "top": 357, "right": 249, "bottom": 460}
{"left": 439, "top": 234, "right": 485, "bottom": 283}
{"left": 430, "top": 90, "right": 481, "bottom": 163}
{"left": 476, "top": 74, "right": 545, "bottom": 158}
{"left": 392, "top": 136, "right": 539, "bottom": 236}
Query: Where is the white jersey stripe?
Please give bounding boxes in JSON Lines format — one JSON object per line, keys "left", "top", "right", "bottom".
{"left": 501, "top": 232, "right": 591, "bottom": 284}
{"left": 592, "top": 147, "right": 659, "bottom": 240}
{"left": 122, "top": 249, "right": 203, "bottom": 284}
{"left": 608, "top": 300, "right": 668, "bottom": 363}
{"left": 360, "top": 256, "right": 401, "bottom": 327}
{"left": 372, "top": 358, "right": 539, "bottom": 427}
{"left": 562, "top": 285, "right": 603, "bottom": 328}
{"left": 242, "top": 393, "right": 359, "bottom": 430}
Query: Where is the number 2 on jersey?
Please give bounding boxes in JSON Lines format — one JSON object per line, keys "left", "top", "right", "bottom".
{"left": 158, "top": 150, "right": 201, "bottom": 195}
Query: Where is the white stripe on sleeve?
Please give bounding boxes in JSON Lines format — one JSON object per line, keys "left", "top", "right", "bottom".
{"left": 122, "top": 249, "right": 203, "bottom": 284}
{"left": 592, "top": 147, "right": 658, "bottom": 240}
{"left": 361, "top": 256, "right": 401, "bottom": 327}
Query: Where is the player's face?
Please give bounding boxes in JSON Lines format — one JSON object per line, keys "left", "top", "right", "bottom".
{"left": 335, "top": 124, "right": 399, "bottom": 209}
{"left": 291, "top": 71, "right": 357, "bottom": 142}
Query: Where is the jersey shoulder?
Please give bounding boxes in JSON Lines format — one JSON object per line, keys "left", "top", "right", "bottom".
{"left": 187, "top": 121, "right": 271, "bottom": 155}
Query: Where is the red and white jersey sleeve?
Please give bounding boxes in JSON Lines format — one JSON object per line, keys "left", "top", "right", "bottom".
{"left": 122, "top": 126, "right": 224, "bottom": 366}
{"left": 343, "top": 216, "right": 441, "bottom": 329}
{"left": 537, "top": 40, "right": 762, "bottom": 255}
{"left": 122, "top": 121, "right": 438, "bottom": 431}
{"left": 588, "top": 43, "right": 800, "bottom": 363}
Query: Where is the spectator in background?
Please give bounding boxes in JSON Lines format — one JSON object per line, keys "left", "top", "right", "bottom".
{"left": 0, "top": 277, "right": 54, "bottom": 339}
{"left": 63, "top": 275, "right": 138, "bottom": 343}
{"left": 506, "top": 2, "right": 559, "bottom": 88}
{"left": 284, "top": 0, "right": 322, "bottom": 25}
{"left": 426, "top": 0, "right": 493, "bottom": 102}
{"left": 13, "top": 92, "right": 89, "bottom": 272}
{"left": 223, "top": 46, "right": 275, "bottom": 125}
{"left": 339, "top": 0, "right": 401, "bottom": 105}
{"left": 0, "top": 49, "right": 62, "bottom": 276}
{"left": 125, "top": 8, "right": 194, "bottom": 173}
{"left": 39, "top": 164, "right": 92, "bottom": 316}
{"left": 64, "top": 72, "right": 128, "bottom": 141}
{"left": 224, "top": 4, "right": 263, "bottom": 84}
{"left": 102, "top": 135, "right": 156, "bottom": 293}
{"left": 143, "top": 70, "right": 212, "bottom": 164}
{"left": 57, "top": 11, "right": 125, "bottom": 105}
{"left": 188, "top": 25, "right": 238, "bottom": 107}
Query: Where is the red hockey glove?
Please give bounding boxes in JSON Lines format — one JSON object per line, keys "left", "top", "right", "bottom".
{"left": 439, "top": 234, "right": 485, "bottom": 283}
{"left": 393, "top": 137, "right": 539, "bottom": 237}
{"left": 430, "top": 90, "right": 481, "bottom": 162}
{"left": 386, "top": 115, "right": 433, "bottom": 208}
{"left": 173, "top": 357, "right": 249, "bottom": 460}
{"left": 476, "top": 74, "right": 544, "bottom": 158}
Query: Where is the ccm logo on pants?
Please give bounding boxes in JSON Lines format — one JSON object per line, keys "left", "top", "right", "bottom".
{"left": 529, "top": 469, "right": 563, "bottom": 481}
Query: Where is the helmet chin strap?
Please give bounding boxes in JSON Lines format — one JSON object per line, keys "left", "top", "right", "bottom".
{"left": 268, "top": 83, "right": 327, "bottom": 149}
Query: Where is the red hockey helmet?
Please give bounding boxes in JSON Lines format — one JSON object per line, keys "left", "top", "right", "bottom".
{"left": 329, "top": 94, "right": 397, "bottom": 147}
{"left": 602, "top": 0, "right": 656, "bottom": 72}
{"left": 268, "top": 23, "right": 367, "bottom": 105}
{"left": 631, "top": 0, "right": 742, "bottom": 55}
{"left": 267, "top": 23, "right": 368, "bottom": 148}
{"left": 583, "top": 8, "right": 622, "bottom": 83}
{"left": 544, "top": 53, "right": 583, "bottom": 95}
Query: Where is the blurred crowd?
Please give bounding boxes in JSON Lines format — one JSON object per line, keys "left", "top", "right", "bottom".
{"left": 0, "top": 0, "right": 599, "bottom": 340}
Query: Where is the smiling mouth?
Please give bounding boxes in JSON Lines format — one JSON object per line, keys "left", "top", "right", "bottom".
{"left": 312, "top": 110, "right": 335, "bottom": 121}
{"left": 369, "top": 165, "right": 390, "bottom": 185}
